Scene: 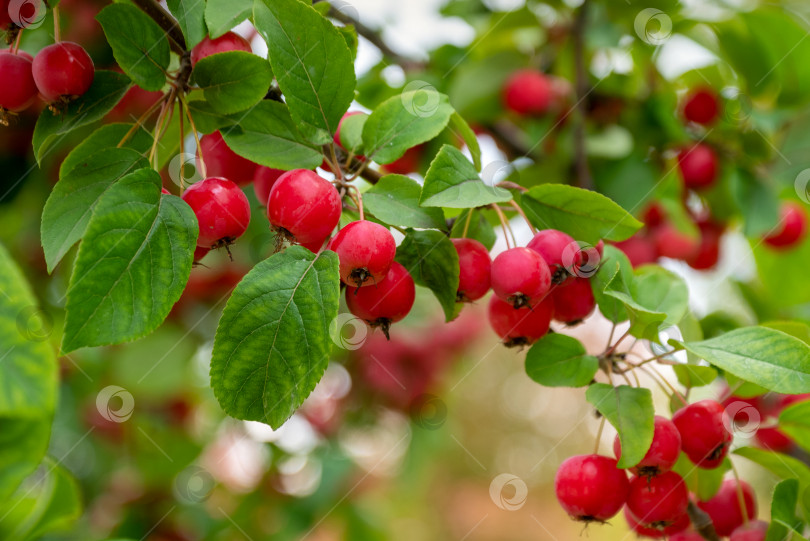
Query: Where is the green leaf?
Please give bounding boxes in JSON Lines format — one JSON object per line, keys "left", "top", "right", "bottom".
{"left": 767, "top": 479, "right": 804, "bottom": 541}
{"left": 364, "top": 175, "right": 446, "bottom": 230}
{"left": 585, "top": 383, "right": 654, "bottom": 469}
{"left": 42, "top": 149, "right": 150, "bottom": 272}
{"left": 254, "top": 0, "right": 356, "bottom": 144}
{"left": 673, "top": 327, "right": 810, "bottom": 394}
{"left": 763, "top": 321, "right": 810, "bottom": 345}
{"left": 96, "top": 4, "right": 170, "bottom": 91}
{"left": 0, "top": 418, "right": 50, "bottom": 502}
{"left": 61, "top": 169, "right": 198, "bottom": 353}
{"left": 0, "top": 460, "right": 82, "bottom": 540}
{"left": 420, "top": 145, "right": 512, "bottom": 208}
{"left": 167, "top": 0, "right": 207, "bottom": 49}
{"left": 449, "top": 111, "right": 481, "bottom": 171}
{"left": 450, "top": 209, "right": 496, "bottom": 250}
{"left": 520, "top": 184, "right": 643, "bottom": 244}
{"left": 735, "top": 446, "right": 810, "bottom": 488}
{"left": 361, "top": 91, "right": 454, "bottom": 164}
{"left": 219, "top": 100, "right": 323, "bottom": 170}
{"left": 210, "top": 247, "right": 340, "bottom": 428}
{"left": 394, "top": 230, "right": 459, "bottom": 321}
{"left": 185, "top": 98, "right": 237, "bottom": 135}
{"left": 730, "top": 169, "right": 780, "bottom": 237}
{"left": 672, "top": 453, "right": 729, "bottom": 501}
{"left": 336, "top": 112, "right": 367, "bottom": 155}
{"left": 525, "top": 334, "right": 598, "bottom": 388}
{"left": 779, "top": 401, "right": 810, "bottom": 453}
{"left": 0, "top": 244, "right": 57, "bottom": 416}
{"left": 58, "top": 123, "right": 152, "bottom": 178}
{"left": 32, "top": 71, "right": 131, "bottom": 163}
{"left": 591, "top": 245, "right": 632, "bottom": 323}
{"left": 191, "top": 51, "right": 273, "bottom": 115}
{"left": 205, "top": 0, "right": 252, "bottom": 38}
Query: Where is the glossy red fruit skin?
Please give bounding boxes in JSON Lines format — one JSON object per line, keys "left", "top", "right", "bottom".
{"left": 488, "top": 295, "right": 553, "bottom": 347}
{"left": 32, "top": 42, "right": 94, "bottom": 102}
{"left": 0, "top": 52, "right": 37, "bottom": 112}
{"left": 643, "top": 202, "right": 666, "bottom": 228}
{"left": 190, "top": 32, "right": 252, "bottom": 66}
{"left": 688, "top": 220, "right": 723, "bottom": 270}
{"left": 678, "top": 144, "right": 718, "bottom": 190}
{"left": 698, "top": 479, "right": 757, "bottom": 537}
{"left": 614, "top": 415, "right": 681, "bottom": 476}
{"left": 181, "top": 177, "right": 251, "bottom": 248}
{"left": 527, "top": 229, "right": 578, "bottom": 282}
{"left": 503, "top": 69, "right": 553, "bottom": 116}
{"left": 551, "top": 277, "right": 595, "bottom": 324}
{"left": 451, "top": 238, "right": 491, "bottom": 302}
{"left": 729, "top": 519, "right": 768, "bottom": 541}
{"left": 625, "top": 507, "right": 690, "bottom": 538}
{"left": 253, "top": 166, "right": 285, "bottom": 206}
{"left": 199, "top": 131, "right": 257, "bottom": 186}
{"left": 327, "top": 221, "right": 396, "bottom": 287}
{"left": 683, "top": 88, "right": 721, "bottom": 126}
{"left": 554, "top": 454, "right": 629, "bottom": 522}
{"left": 763, "top": 201, "right": 807, "bottom": 249}
{"left": 672, "top": 400, "right": 732, "bottom": 469}
{"left": 267, "top": 169, "right": 342, "bottom": 244}
{"left": 653, "top": 223, "right": 700, "bottom": 260}
{"left": 193, "top": 245, "right": 210, "bottom": 262}
{"left": 345, "top": 262, "right": 415, "bottom": 335}
{"left": 755, "top": 426, "right": 794, "bottom": 453}
{"left": 626, "top": 471, "right": 688, "bottom": 527}
{"left": 613, "top": 234, "right": 658, "bottom": 267}
{"left": 490, "top": 247, "right": 551, "bottom": 308}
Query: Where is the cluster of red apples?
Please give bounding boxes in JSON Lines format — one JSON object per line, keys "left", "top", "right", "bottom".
{"left": 556, "top": 399, "right": 767, "bottom": 539}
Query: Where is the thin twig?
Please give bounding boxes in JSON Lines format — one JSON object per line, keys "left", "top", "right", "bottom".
{"left": 687, "top": 502, "right": 721, "bottom": 541}
{"left": 508, "top": 200, "right": 537, "bottom": 234}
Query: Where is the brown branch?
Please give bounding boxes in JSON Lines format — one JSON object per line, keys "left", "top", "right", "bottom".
{"left": 487, "top": 119, "right": 533, "bottom": 158}
{"left": 316, "top": 0, "right": 424, "bottom": 70}
{"left": 131, "top": 0, "right": 187, "bottom": 55}
{"left": 333, "top": 147, "right": 383, "bottom": 185}
{"left": 571, "top": 0, "right": 593, "bottom": 190}
{"left": 687, "top": 502, "right": 721, "bottom": 541}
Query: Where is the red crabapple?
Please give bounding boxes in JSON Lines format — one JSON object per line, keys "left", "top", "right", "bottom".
{"left": 345, "top": 261, "right": 415, "bottom": 338}
{"left": 683, "top": 87, "right": 721, "bottom": 126}
{"left": 643, "top": 201, "right": 666, "bottom": 228}
{"left": 625, "top": 508, "right": 690, "bottom": 538}
{"left": 677, "top": 144, "right": 718, "bottom": 190}
{"left": 763, "top": 201, "right": 807, "bottom": 249}
{"left": 503, "top": 69, "right": 553, "bottom": 116}
{"left": 267, "top": 169, "right": 342, "bottom": 245}
{"left": 451, "top": 238, "right": 491, "bottom": 302}
{"left": 697, "top": 479, "right": 757, "bottom": 537}
{"left": 612, "top": 234, "right": 658, "bottom": 267}
{"left": 490, "top": 247, "right": 551, "bottom": 308}
{"left": 190, "top": 32, "right": 252, "bottom": 66}
{"left": 554, "top": 454, "right": 629, "bottom": 522}
{"left": 527, "top": 229, "right": 578, "bottom": 283}
{"left": 488, "top": 295, "right": 553, "bottom": 347}
{"left": 182, "top": 177, "right": 251, "bottom": 248}
{"left": 32, "top": 42, "right": 94, "bottom": 104}
{"left": 672, "top": 400, "right": 732, "bottom": 469}
{"left": 687, "top": 219, "right": 724, "bottom": 270}
{"left": 626, "top": 471, "right": 689, "bottom": 528}
{"left": 253, "top": 166, "right": 285, "bottom": 206}
{"left": 551, "top": 277, "right": 595, "bottom": 324}
{"left": 328, "top": 221, "right": 396, "bottom": 287}
{"left": 729, "top": 520, "right": 768, "bottom": 541}
{"left": 614, "top": 415, "right": 681, "bottom": 477}
{"left": 334, "top": 111, "right": 366, "bottom": 154}
{"left": 670, "top": 531, "right": 708, "bottom": 541}
{"left": 199, "top": 131, "right": 258, "bottom": 186}
{"left": 653, "top": 222, "right": 700, "bottom": 260}
{"left": 0, "top": 51, "right": 37, "bottom": 117}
